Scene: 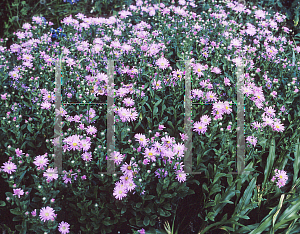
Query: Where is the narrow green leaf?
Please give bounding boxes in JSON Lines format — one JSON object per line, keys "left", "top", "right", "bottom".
{"left": 262, "top": 137, "right": 276, "bottom": 189}
{"left": 293, "top": 138, "right": 300, "bottom": 184}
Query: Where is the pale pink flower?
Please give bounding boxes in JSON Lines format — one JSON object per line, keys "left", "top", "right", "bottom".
{"left": 58, "top": 221, "right": 70, "bottom": 234}
{"left": 13, "top": 188, "right": 24, "bottom": 198}
{"left": 39, "top": 206, "right": 56, "bottom": 222}
{"left": 156, "top": 57, "right": 170, "bottom": 70}
{"left": 1, "top": 161, "right": 17, "bottom": 174}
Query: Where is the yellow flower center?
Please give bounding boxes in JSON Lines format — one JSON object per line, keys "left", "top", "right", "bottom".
{"left": 127, "top": 166, "right": 131, "bottom": 170}
{"left": 279, "top": 175, "right": 283, "bottom": 178}
{"left": 226, "top": 106, "right": 229, "bottom": 110}
{"left": 73, "top": 143, "right": 77, "bottom": 146}
{"left": 119, "top": 190, "right": 122, "bottom": 194}
{"left": 257, "top": 96, "right": 260, "bottom": 99}
{"left": 8, "top": 166, "right": 11, "bottom": 170}
{"left": 209, "top": 95, "right": 213, "bottom": 98}
{"left": 198, "top": 126, "right": 202, "bottom": 129}
{"left": 149, "top": 152, "right": 153, "bottom": 156}
{"left": 161, "top": 63, "right": 164, "bottom": 66}
{"left": 276, "top": 125, "right": 280, "bottom": 129}
{"left": 45, "top": 213, "right": 49, "bottom": 216}
{"left": 140, "top": 138, "right": 143, "bottom": 141}
{"left": 198, "top": 68, "right": 201, "bottom": 72}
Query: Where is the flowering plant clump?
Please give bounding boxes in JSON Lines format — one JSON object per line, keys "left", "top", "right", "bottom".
{"left": 0, "top": 0, "right": 300, "bottom": 233}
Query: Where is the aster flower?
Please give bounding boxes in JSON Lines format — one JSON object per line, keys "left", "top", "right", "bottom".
{"left": 176, "top": 170, "right": 187, "bottom": 183}
{"left": 211, "top": 67, "right": 222, "bottom": 74}
{"left": 118, "top": 107, "right": 131, "bottom": 122}
{"left": 212, "top": 101, "right": 225, "bottom": 114}
{"left": 161, "top": 135, "right": 173, "bottom": 145}
{"left": 152, "top": 79, "right": 162, "bottom": 90}
{"left": 262, "top": 116, "right": 274, "bottom": 127}
{"left": 81, "top": 152, "right": 93, "bottom": 162}
{"left": 246, "top": 136, "right": 257, "bottom": 147}
{"left": 58, "top": 221, "right": 70, "bottom": 234}
{"left": 156, "top": 57, "right": 170, "bottom": 70}
{"left": 33, "top": 155, "right": 49, "bottom": 168}
{"left": 255, "top": 9, "right": 266, "bottom": 19}
{"left": 1, "top": 161, "right": 17, "bottom": 174}
{"left": 123, "top": 97, "right": 135, "bottom": 107}
{"left": 192, "top": 89, "right": 204, "bottom": 100}
{"left": 79, "top": 138, "right": 91, "bottom": 151}
{"left": 129, "top": 109, "right": 138, "bottom": 122}
{"left": 40, "top": 101, "right": 52, "bottom": 110}
{"left": 68, "top": 135, "right": 81, "bottom": 151}
{"left": 110, "top": 151, "right": 125, "bottom": 165}
{"left": 224, "top": 77, "right": 231, "bottom": 86}
{"left": 63, "top": 172, "right": 77, "bottom": 184}
{"left": 193, "top": 63, "right": 205, "bottom": 77}
{"left": 193, "top": 121, "right": 208, "bottom": 135}
{"left": 113, "top": 185, "right": 128, "bottom": 200}
{"left": 43, "top": 168, "right": 59, "bottom": 182}
{"left": 272, "top": 121, "right": 285, "bottom": 132}
{"left": 39, "top": 206, "right": 56, "bottom": 222}
{"left": 200, "top": 115, "right": 211, "bottom": 125}
{"left": 143, "top": 148, "right": 157, "bottom": 162}
{"left": 134, "top": 133, "right": 148, "bottom": 147}
{"left": 13, "top": 188, "right": 24, "bottom": 198}
{"left": 206, "top": 91, "right": 218, "bottom": 102}
{"left": 263, "top": 106, "right": 276, "bottom": 118}
{"left": 251, "top": 121, "right": 262, "bottom": 130}
{"left": 86, "top": 125, "right": 97, "bottom": 135}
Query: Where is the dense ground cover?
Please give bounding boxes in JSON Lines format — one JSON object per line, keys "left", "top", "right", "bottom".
{"left": 1, "top": 0, "right": 300, "bottom": 233}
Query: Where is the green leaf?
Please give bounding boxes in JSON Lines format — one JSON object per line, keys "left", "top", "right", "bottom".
{"left": 168, "top": 182, "right": 178, "bottom": 190}
{"left": 144, "top": 206, "right": 151, "bottom": 214}
{"left": 136, "top": 202, "right": 142, "bottom": 208}
{"left": 153, "top": 106, "right": 158, "bottom": 116}
{"left": 161, "top": 104, "right": 166, "bottom": 118}
{"left": 234, "top": 177, "right": 256, "bottom": 218}
{"left": 158, "top": 208, "right": 166, "bottom": 217}
{"left": 10, "top": 208, "right": 22, "bottom": 215}
{"left": 202, "top": 183, "right": 209, "bottom": 193}
{"left": 0, "top": 201, "right": 6, "bottom": 206}
{"left": 262, "top": 137, "right": 276, "bottom": 188}
{"left": 144, "top": 195, "right": 156, "bottom": 200}
{"left": 143, "top": 216, "right": 150, "bottom": 226}
{"left": 27, "top": 124, "right": 33, "bottom": 133}
{"left": 293, "top": 138, "right": 300, "bottom": 184}
{"left": 16, "top": 170, "right": 26, "bottom": 184}
{"left": 156, "top": 183, "right": 162, "bottom": 196}
{"left": 213, "top": 172, "right": 226, "bottom": 184}
{"left": 77, "top": 203, "right": 83, "bottom": 210}
{"left": 162, "top": 193, "right": 172, "bottom": 199}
